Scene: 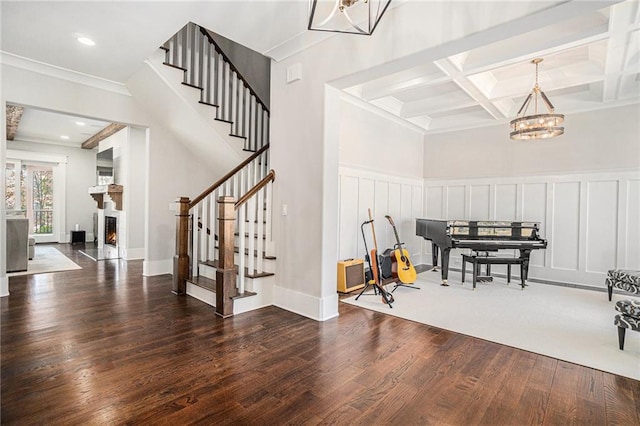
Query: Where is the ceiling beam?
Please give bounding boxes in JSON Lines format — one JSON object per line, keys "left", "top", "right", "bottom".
{"left": 6, "top": 105, "right": 24, "bottom": 141}
{"left": 81, "top": 123, "right": 126, "bottom": 149}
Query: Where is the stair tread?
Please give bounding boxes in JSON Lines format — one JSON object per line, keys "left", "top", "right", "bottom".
{"left": 187, "top": 275, "right": 258, "bottom": 300}
{"left": 182, "top": 81, "right": 203, "bottom": 90}
{"left": 162, "top": 62, "right": 186, "bottom": 71}
{"left": 229, "top": 133, "right": 247, "bottom": 140}
{"left": 187, "top": 275, "right": 216, "bottom": 291}
{"left": 201, "top": 259, "right": 274, "bottom": 278}
{"left": 198, "top": 100, "right": 219, "bottom": 108}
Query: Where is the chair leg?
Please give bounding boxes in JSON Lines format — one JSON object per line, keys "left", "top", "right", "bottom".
{"left": 608, "top": 285, "right": 613, "bottom": 301}
{"left": 507, "top": 264, "right": 511, "bottom": 284}
{"left": 618, "top": 326, "right": 626, "bottom": 350}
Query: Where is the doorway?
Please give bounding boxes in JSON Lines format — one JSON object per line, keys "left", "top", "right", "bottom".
{"left": 5, "top": 158, "right": 63, "bottom": 243}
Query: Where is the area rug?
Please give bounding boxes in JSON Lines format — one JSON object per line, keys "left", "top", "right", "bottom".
{"left": 7, "top": 246, "right": 81, "bottom": 277}
{"left": 342, "top": 271, "right": 640, "bottom": 380}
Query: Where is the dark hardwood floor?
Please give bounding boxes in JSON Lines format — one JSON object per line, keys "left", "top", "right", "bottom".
{"left": 2, "top": 244, "right": 639, "bottom": 425}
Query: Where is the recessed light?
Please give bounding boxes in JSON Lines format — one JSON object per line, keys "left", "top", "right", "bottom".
{"left": 60, "top": 135, "right": 70, "bottom": 140}
{"left": 76, "top": 121, "right": 86, "bottom": 126}
{"left": 77, "top": 36, "right": 95, "bottom": 46}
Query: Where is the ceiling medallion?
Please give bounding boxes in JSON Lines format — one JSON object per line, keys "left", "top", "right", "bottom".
{"left": 510, "top": 58, "right": 564, "bottom": 140}
{"left": 308, "top": 0, "right": 392, "bottom": 35}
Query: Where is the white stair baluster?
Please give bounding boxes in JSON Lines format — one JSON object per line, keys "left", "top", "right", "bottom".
{"left": 265, "top": 182, "right": 273, "bottom": 257}
{"left": 201, "top": 196, "right": 208, "bottom": 262}
{"left": 238, "top": 203, "right": 246, "bottom": 295}
{"left": 256, "top": 187, "right": 265, "bottom": 274}
{"left": 247, "top": 196, "right": 256, "bottom": 280}
{"left": 191, "top": 205, "right": 199, "bottom": 277}
{"left": 209, "top": 193, "right": 216, "bottom": 262}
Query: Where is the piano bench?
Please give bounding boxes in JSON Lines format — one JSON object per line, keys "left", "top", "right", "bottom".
{"left": 606, "top": 269, "right": 640, "bottom": 301}
{"left": 461, "top": 254, "right": 526, "bottom": 290}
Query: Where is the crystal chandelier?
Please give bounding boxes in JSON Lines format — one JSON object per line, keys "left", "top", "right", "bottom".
{"left": 308, "top": 0, "right": 392, "bottom": 35}
{"left": 510, "top": 58, "right": 564, "bottom": 140}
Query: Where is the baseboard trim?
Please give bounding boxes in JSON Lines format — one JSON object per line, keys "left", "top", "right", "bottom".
{"left": 0, "top": 276, "right": 8, "bottom": 297}
{"left": 122, "top": 248, "right": 145, "bottom": 260}
{"left": 143, "top": 259, "right": 172, "bottom": 276}
{"left": 273, "top": 286, "right": 339, "bottom": 321}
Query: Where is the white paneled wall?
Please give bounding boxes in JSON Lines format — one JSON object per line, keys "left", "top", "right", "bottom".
{"left": 423, "top": 170, "right": 640, "bottom": 288}
{"left": 338, "top": 167, "right": 423, "bottom": 263}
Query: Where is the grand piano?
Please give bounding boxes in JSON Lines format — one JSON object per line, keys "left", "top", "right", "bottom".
{"left": 415, "top": 219, "right": 547, "bottom": 285}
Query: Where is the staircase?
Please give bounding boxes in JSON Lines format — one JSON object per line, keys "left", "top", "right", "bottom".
{"left": 164, "top": 22, "right": 275, "bottom": 317}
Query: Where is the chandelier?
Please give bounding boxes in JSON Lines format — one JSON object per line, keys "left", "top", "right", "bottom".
{"left": 510, "top": 58, "right": 564, "bottom": 140}
{"left": 308, "top": 0, "right": 392, "bottom": 35}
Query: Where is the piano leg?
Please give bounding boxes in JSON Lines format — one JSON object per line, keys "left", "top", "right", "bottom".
{"left": 430, "top": 242, "right": 439, "bottom": 271}
{"left": 520, "top": 249, "right": 532, "bottom": 281}
{"left": 441, "top": 248, "right": 451, "bottom": 286}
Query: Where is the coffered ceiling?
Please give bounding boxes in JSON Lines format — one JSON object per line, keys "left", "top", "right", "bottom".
{"left": 342, "top": 0, "right": 640, "bottom": 134}
{"left": 1, "top": 1, "right": 639, "bottom": 140}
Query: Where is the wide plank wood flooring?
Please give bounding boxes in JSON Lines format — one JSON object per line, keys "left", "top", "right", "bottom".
{"left": 2, "top": 244, "right": 639, "bottom": 425}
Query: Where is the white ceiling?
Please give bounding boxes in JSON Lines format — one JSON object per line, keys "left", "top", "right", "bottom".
{"left": 11, "top": 108, "right": 112, "bottom": 149}
{"left": 1, "top": 0, "right": 639, "bottom": 140}
{"left": 341, "top": 0, "right": 640, "bottom": 134}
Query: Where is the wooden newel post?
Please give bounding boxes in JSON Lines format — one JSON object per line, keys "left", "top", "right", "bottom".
{"left": 173, "top": 197, "right": 190, "bottom": 295}
{"left": 216, "top": 196, "right": 236, "bottom": 318}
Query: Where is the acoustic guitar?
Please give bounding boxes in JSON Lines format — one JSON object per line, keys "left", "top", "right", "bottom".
{"left": 368, "top": 209, "right": 394, "bottom": 305}
{"left": 385, "top": 215, "right": 417, "bottom": 284}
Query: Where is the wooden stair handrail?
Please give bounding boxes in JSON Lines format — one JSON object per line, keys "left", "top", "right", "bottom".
{"left": 198, "top": 25, "right": 270, "bottom": 115}
{"left": 189, "top": 144, "right": 270, "bottom": 208}
{"left": 235, "top": 170, "right": 275, "bottom": 209}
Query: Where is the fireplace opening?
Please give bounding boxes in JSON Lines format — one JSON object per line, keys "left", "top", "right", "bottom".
{"left": 105, "top": 216, "right": 117, "bottom": 246}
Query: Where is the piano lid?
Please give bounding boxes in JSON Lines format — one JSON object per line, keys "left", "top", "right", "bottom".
{"left": 447, "top": 220, "right": 541, "bottom": 239}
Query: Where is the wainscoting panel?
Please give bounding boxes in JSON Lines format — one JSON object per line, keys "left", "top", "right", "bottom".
{"left": 338, "top": 175, "right": 359, "bottom": 260}
{"left": 586, "top": 180, "right": 618, "bottom": 274}
{"left": 422, "top": 170, "right": 640, "bottom": 288}
{"left": 522, "top": 183, "right": 547, "bottom": 267}
{"left": 626, "top": 179, "right": 640, "bottom": 270}
{"left": 447, "top": 186, "right": 465, "bottom": 218}
{"left": 495, "top": 184, "right": 517, "bottom": 219}
{"left": 552, "top": 182, "right": 580, "bottom": 271}
{"left": 469, "top": 185, "right": 490, "bottom": 220}
{"left": 426, "top": 186, "right": 444, "bottom": 219}
{"left": 338, "top": 167, "right": 424, "bottom": 264}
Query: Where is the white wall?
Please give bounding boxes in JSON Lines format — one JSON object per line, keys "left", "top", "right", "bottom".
{"left": 423, "top": 104, "right": 640, "bottom": 179}
{"left": 337, "top": 97, "right": 424, "bottom": 266}
{"left": 423, "top": 170, "right": 640, "bottom": 288}
{"left": 270, "top": 1, "right": 549, "bottom": 319}
{"left": 97, "top": 126, "right": 147, "bottom": 260}
{"left": 339, "top": 98, "right": 424, "bottom": 178}
{"left": 420, "top": 104, "right": 640, "bottom": 288}
{"left": 1, "top": 57, "right": 230, "bottom": 278}
{"left": 338, "top": 167, "right": 423, "bottom": 263}
{"left": 6, "top": 140, "right": 96, "bottom": 242}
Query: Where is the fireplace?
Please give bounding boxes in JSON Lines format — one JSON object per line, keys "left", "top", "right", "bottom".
{"left": 105, "top": 216, "right": 117, "bottom": 246}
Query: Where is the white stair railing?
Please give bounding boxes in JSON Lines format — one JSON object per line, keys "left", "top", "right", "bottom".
{"left": 188, "top": 148, "right": 272, "bottom": 295}
{"left": 163, "top": 22, "right": 269, "bottom": 153}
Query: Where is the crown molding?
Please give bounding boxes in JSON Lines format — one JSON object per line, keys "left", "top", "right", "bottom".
{"left": 0, "top": 51, "right": 131, "bottom": 97}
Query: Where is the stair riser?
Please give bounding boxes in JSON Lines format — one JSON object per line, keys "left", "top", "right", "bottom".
{"left": 186, "top": 275, "right": 274, "bottom": 313}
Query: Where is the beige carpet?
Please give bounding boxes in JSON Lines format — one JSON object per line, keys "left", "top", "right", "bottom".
{"left": 8, "top": 246, "right": 81, "bottom": 277}
{"left": 342, "top": 270, "right": 640, "bottom": 380}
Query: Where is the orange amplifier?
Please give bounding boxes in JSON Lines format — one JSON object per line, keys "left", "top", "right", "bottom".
{"left": 337, "top": 258, "right": 365, "bottom": 293}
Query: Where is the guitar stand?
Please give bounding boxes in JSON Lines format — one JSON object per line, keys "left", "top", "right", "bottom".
{"left": 391, "top": 281, "right": 420, "bottom": 293}
{"left": 389, "top": 243, "right": 420, "bottom": 293}
{"left": 355, "top": 220, "right": 393, "bottom": 308}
